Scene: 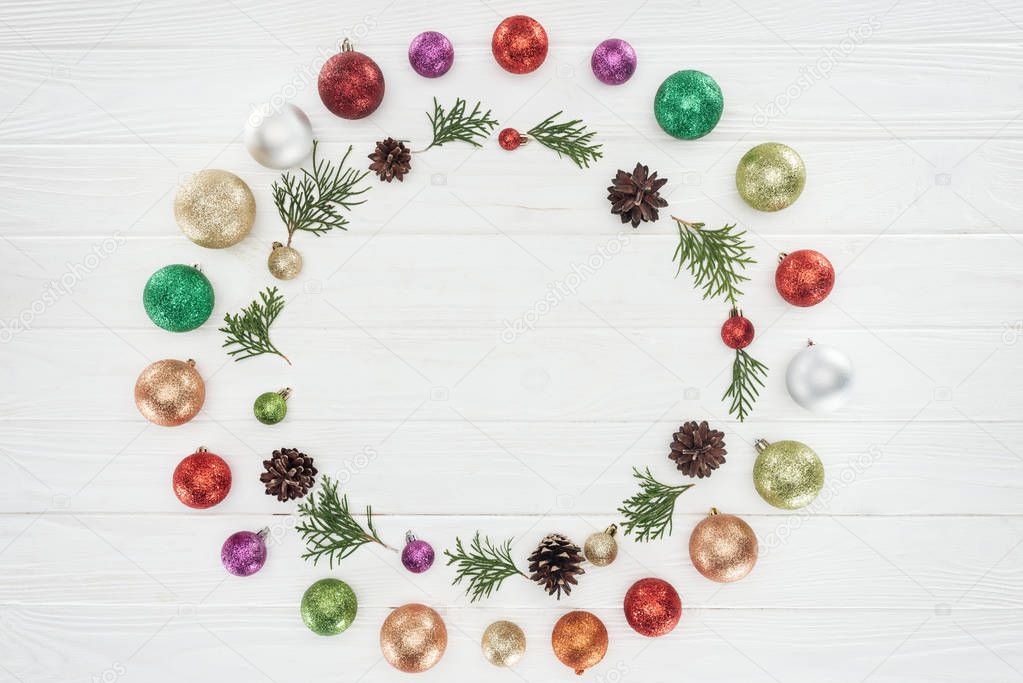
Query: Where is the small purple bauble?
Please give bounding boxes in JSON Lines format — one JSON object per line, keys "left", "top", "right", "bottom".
{"left": 401, "top": 533, "right": 435, "bottom": 573}
{"left": 221, "top": 529, "right": 267, "bottom": 577}
{"left": 591, "top": 38, "right": 637, "bottom": 85}
{"left": 408, "top": 31, "right": 454, "bottom": 78}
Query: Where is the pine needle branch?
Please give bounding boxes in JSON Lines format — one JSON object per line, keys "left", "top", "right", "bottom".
{"left": 444, "top": 532, "right": 526, "bottom": 603}
{"left": 527, "top": 112, "right": 603, "bottom": 169}
{"left": 295, "top": 477, "right": 393, "bottom": 568}
{"left": 617, "top": 467, "right": 694, "bottom": 542}
{"left": 672, "top": 216, "right": 756, "bottom": 304}
{"left": 219, "top": 286, "right": 290, "bottom": 364}
{"left": 423, "top": 97, "right": 498, "bottom": 151}
{"left": 723, "top": 348, "right": 769, "bottom": 422}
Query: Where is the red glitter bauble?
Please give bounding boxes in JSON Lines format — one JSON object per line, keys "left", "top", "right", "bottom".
{"left": 318, "top": 41, "right": 385, "bottom": 119}
{"left": 721, "top": 309, "right": 755, "bottom": 349}
{"left": 498, "top": 128, "right": 523, "bottom": 150}
{"left": 492, "top": 15, "right": 548, "bottom": 74}
{"left": 173, "top": 448, "right": 231, "bottom": 509}
{"left": 623, "top": 577, "right": 682, "bottom": 637}
{"left": 775, "top": 249, "right": 835, "bottom": 307}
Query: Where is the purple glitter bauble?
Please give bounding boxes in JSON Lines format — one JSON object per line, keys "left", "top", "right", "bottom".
{"left": 401, "top": 536, "right": 435, "bottom": 573}
{"left": 408, "top": 31, "right": 454, "bottom": 78}
{"left": 591, "top": 38, "right": 637, "bottom": 85}
{"left": 221, "top": 530, "right": 267, "bottom": 577}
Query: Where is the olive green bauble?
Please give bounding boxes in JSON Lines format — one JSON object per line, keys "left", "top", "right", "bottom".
{"left": 142, "top": 264, "right": 214, "bottom": 332}
{"left": 736, "top": 142, "right": 806, "bottom": 212}
{"left": 253, "top": 388, "right": 290, "bottom": 425}
{"left": 300, "top": 578, "right": 357, "bottom": 636}
{"left": 654, "top": 70, "right": 724, "bottom": 140}
{"left": 753, "top": 439, "right": 824, "bottom": 509}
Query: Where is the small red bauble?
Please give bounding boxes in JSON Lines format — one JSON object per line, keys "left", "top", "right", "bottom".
{"left": 173, "top": 447, "right": 231, "bottom": 509}
{"left": 721, "top": 308, "right": 755, "bottom": 349}
{"left": 623, "top": 577, "right": 682, "bottom": 637}
{"left": 318, "top": 40, "right": 385, "bottom": 119}
{"left": 775, "top": 249, "right": 835, "bottom": 307}
{"left": 492, "top": 15, "right": 548, "bottom": 74}
{"left": 498, "top": 128, "right": 523, "bottom": 150}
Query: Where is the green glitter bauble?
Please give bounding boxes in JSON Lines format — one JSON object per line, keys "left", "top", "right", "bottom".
{"left": 736, "top": 142, "right": 806, "bottom": 212}
{"left": 143, "top": 264, "right": 214, "bottom": 332}
{"left": 301, "top": 578, "right": 357, "bottom": 636}
{"left": 253, "top": 389, "right": 289, "bottom": 425}
{"left": 653, "top": 70, "right": 724, "bottom": 140}
{"left": 753, "top": 439, "right": 824, "bottom": 510}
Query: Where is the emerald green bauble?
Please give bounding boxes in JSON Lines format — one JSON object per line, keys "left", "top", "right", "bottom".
{"left": 736, "top": 142, "right": 806, "bottom": 212}
{"left": 654, "top": 70, "right": 723, "bottom": 140}
{"left": 752, "top": 439, "right": 824, "bottom": 509}
{"left": 253, "top": 388, "right": 290, "bottom": 425}
{"left": 143, "top": 264, "right": 214, "bottom": 332}
{"left": 301, "top": 578, "right": 357, "bottom": 636}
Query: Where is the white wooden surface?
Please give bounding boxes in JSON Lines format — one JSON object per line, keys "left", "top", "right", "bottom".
{"left": 1, "top": 1, "right": 1021, "bottom": 681}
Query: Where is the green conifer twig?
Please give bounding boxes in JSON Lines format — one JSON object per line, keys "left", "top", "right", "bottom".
{"left": 672, "top": 216, "right": 756, "bottom": 304}
{"left": 527, "top": 112, "right": 603, "bottom": 168}
{"left": 219, "top": 286, "right": 290, "bottom": 364}
{"left": 422, "top": 98, "right": 498, "bottom": 151}
{"left": 724, "top": 348, "right": 769, "bottom": 422}
{"left": 295, "top": 477, "right": 393, "bottom": 568}
{"left": 444, "top": 532, "right": 526, "bottom": 602}
{"left": 617, "top": 467, "right": 694, "bottom": 542}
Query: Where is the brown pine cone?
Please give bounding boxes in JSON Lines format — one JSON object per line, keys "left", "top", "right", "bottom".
{"left": 368, "top": 137, "right": 412, "bottom": 182}
{"left": 260, "top": 447, "right": 318, "bottom": 501}
{"left": 528, "top": 533, "right": 585, "bottom": 599}
{"left": 669, "top": 421, "right": 726, "bottom": 478}
{"left": 607, "top": 162, "right": 669, "bottom": 228}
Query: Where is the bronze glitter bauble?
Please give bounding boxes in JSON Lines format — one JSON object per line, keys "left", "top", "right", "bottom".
{"left": 689, "top": 508, "right": 758, "bottom": 582}
{"left": 380, "top": 603, "right": 447, "bottom": 673}
{"left": 134, "top": 358, "right": 205, "bottom": 426}
{"left": 623, "top": 577, "right": 682, "bottom": 637}
{"left": 753, "top": 438, "right": 825, "bottom": 509}
{"left": 735, "top": 142, "right": 806, "bottom": 212}
{"left": 481, "top": 620, "right": 526, "bottom": 668}
{"left": 551, "top": 610, "right": 608, "bottom": 675}
{"left": 172, "top": 447, "right": 231, "bottom": 509}
{"left": 267, "top": 242, "right": 303, "bottom": 280}
{"left": 583, "top": 524, "right": 618, "bottom": 567}
{"left": 174, "top": 169, "right": 255, "bottom": 248}
{"left": 492, "top": 15, "right": 548, "bottom": 74}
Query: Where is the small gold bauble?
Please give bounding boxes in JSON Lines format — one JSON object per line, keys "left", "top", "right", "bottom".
{"left": 267, "top": 242, "right": 303, "bottom": 280}
{"left": 481, "top": 620, "right": 526, "bottom": 667}
{"left": 735, "top": 142, "right": 805, "bottom": 212}
{"left": 583, "top": 524, "right": 618, "bottom": 567}
{"left": 379, "top": 603, "right": 447, "bottom": 673}
{"left": 134, "top": 358, "right": 205, "bottom": 426}
{"left": 174, "top": 169, "right": 255, "bottom": 248}
{"left": 753, "top": 438, "right": 825, "bottom": 509}
{"left": 689, "top": 508, "right": 758, "bottom": 583}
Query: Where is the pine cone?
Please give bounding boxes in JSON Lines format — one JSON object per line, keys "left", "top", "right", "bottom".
{"left": 260, "top": 447, "right": 318, "bottom": 501}
{"left": 607, "top": 162, "right": 669, "bottom": 228}
{"left": 669, "top": 421, "right": 726, "bottom": 478}
{"left": 528, "top": 533, "right": 585, "bottom": 599}
{"left": 368, "top": 137, "right": 412, "bottom": 182}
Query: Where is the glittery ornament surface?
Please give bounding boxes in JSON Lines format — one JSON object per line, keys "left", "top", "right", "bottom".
{"left": 401, "top": 535, "right": 435, "bottom": 573}
{"left": 775, "top": 249, "right": 835, "bottom": 307}
{"left": 482, "top": 620, "right": 526, "bottom": 667}
{"left": 786, "top": 343, "right": 853, "bottom": 413}
{"left": 498, "top": 128, "right": 523, "bottom": 150}
{"left": 173, "top": 448, "right": 231, "bottom": 509}
{"left": 753, "top": 439, "right": 825, "bottom": 510}
{"left": 492, "top": 15, "right": 548, "bottom": 74}
{"left": 591, "top": 38, "right": 637, "bottom": 85}
{"left": 143, "top": 264, "right": 214, "bottom": 332}
{"left": 135, "top": 359, "right": 205, "bottom": 426}
{"left": 623, "top": 577, "right": 682, "bottom": 637}
{"left": 689, "top": 511, "right": 758, "bottom": 582}
{"left": 253, "top": 390, "right": 289, "bottom": 425}
{"left": 243, "top": 103, "right": 314, "bottom": 169}
{"left": 301, "top": 578, "right": 357, "bottom": 636}
{"left": 583, "top": 526, "right": 618, "bottom": 567}
{"left": 721, "top": 311, "right": 755, "bottom": 349}
{"left": 318, "top": 45, "right": 385, "bottom": 119}
{"left": 654, "top": 70, "right": 724, "bottom": 140}
{"left": 174, "top": 170, "right": 255, "bottom": 248}
{"left": 736, "top": 142, "right": 806, "bottom": 211}
{"left": 408, "top": 31, "right": 454, "bottom": 78}
{"left": 221, "top": 529, "right": 267, "bottom": 577}
{"left": 551, "top": 610, "right": 608, "bottom": 675}
{"left": 267, "top": 243, "right": 303, "bottom": 280}
{"left": 380, "top": 603, "right": 447, "bottom": 672}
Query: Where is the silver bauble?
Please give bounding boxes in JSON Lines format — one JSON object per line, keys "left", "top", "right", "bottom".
{"left": 785, "top": 342, "right": 853, "bottom": 413}
{"left": 244, "top": 103, "right": 313, "bottom": 169}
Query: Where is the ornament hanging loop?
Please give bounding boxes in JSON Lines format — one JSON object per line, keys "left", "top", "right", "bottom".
{"left": 754, "top": 438, "right": 770, "bottom": 453}
{"left": 257, "top": 526, "right": 270, "bottom": 540}
{"left": 340, "top": 38, "right": 353, "bottom": 53}
{"left": 279, "top": 387, "right": 293, "bottom": 400}
{"left": 709, "top": 507, "right": 719, "bottom": 516}
{"left": 778, "top": 252, "right": 788, "bottom": 262}
{"left": 604, "top": 523, "right": 617, "bottom": 537}
{"left": 405, "top": 530, "right": 417, "bottom": 544}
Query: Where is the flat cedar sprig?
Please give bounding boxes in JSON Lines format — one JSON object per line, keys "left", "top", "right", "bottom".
{"left": 672, "top": 216, "right": 756, "bottom": 305}
{"left": 423, "top": 97, "right": 499, "bottom": 151}
{"left": 527, "top": 112, "right": 603, "bottom": 169}
{"left": 219, "top": 286, "right": 290, "bottom": 365}
{"left": 295, "top": 477, "right": 393, "bottom": 568}
{"left": 617, "top": 467, "right": 694, "bottom": 542}
{"left": 725, "top": 349, "right": 769, "bottom": 422}
{"left": 445, "top": 532, "right": 526, "bottom": 603}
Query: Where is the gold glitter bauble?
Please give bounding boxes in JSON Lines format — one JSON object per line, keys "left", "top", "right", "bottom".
{"left": 583, "top": 524, "right": 618, "bottom": 567}
{"left": 551, "top": 610, "right": 608, "bottom": 675}
{"left": 688, "top": 508, "right": 758, "bottom": 582}
{"left": 174, "top": 169, "right": 255, "bottom": 248}
{"left": 268, "top": 242, "right": 303, "bottom": 280}
{"left": 481, "top": 620, "right": 526, "bottom": 668}
{"left": 379, "top": 603, "right": 447, "bottom": 673}
{"left": 134, "top": 359, "right": 205, "bottom": 426}
{"left": 735, "top": 142, "right": 805, "bottom": 212}
{"left": 753, "top": 438, "right": 824, "bottom": 509}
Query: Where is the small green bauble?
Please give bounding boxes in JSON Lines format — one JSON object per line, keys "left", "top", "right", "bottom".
{"left": 753, "top": 439, "right": 824, "bottom": 510}
{"left": 736, "top": 142, "right": 806, "bottom": 212}
{"left": 253, "top": 388, "right": 291, "bottom": 425}
{"left": 301, "top": 578, "right": 357, "bottom": 636}
{"left": 143, "top": 264, "right": 214, "bottom": 332}
{"left": 654, "top": 70, "right": 724, "bottom": 140}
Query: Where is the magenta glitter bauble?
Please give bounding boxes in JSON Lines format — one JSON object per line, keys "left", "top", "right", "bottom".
{"left": 221, "top": 529, "right": 268, "bottom": 577}
{"left": 408, "top": 31, "right": 454, "bottom": 78}
{"left": 401, "top": 532, "right": 435, "bottom": 573}
{"left": 591, "top": 38, "right": 637, "bottom": 85}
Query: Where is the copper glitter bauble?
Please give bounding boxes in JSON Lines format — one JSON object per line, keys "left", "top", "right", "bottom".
{"left": 172, "top": 447, "right": 231, "bottom": 509}
{"left": 583, "top": 524, "right": 618, "bottom": 567}
{"left": 689, "top": 509, "right": 758, "bottom": 583}
{"left": 318, "top": 40, "right": 385, "bottom": 120}
{"left": 134, "top": 358, "right": 205, "bottom": 426}
{"left": 379, "top": 603, "right": 447, "bottom": 673}
{"left": 551, "top": 610, "right": 608, "bottom": 675}
{"left": 492, "top": 15, "right": 548, "bottom": 74}
{"left": 481, "top": 620, "right": 526, "bottom": 668}
{"left": 174, "top": 170, "right": 255, "bottom": 248}
{"left": 775, "top": 249, "right": 835, "bottom": 307}
{"left": 623, "top": 577, "right": 682, "bottom": 637}
{"left": 721, "top": 307, "right": 755, "bottom": 350}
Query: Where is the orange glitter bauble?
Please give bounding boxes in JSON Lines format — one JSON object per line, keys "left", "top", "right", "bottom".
{"left": 551, "top": 610, "right": 608, "bottom": 675}
{"left": 491, "top": 15, "right": 548, "bottom": 74}
{"left": 689, "top": 508, "right": 758, "bottom": 582}
{"left": 172, "top": 447, "right": 231, "bottom": 509}
{"left": 623, "top": 577, "right": 681, "bottom": 637}
{"left": 134, "top": 358, "right": 205, "bottom": 426}
{"left": 379, "top": 603, "right": 447, "bottom": 673}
